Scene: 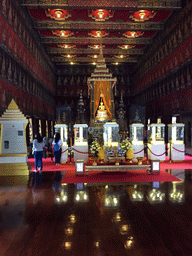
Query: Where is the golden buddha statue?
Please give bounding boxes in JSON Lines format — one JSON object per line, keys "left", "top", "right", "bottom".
{"left": 95, "top": 97, "right": 109, "bottom": 121}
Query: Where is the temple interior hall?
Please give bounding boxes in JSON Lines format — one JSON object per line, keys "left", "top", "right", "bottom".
{"left": 0, "top": 0, "right": 192, "bottom": 255}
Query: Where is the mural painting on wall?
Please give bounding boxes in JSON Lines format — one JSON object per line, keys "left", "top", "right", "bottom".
{"left": 129, "top": 105, "right": 145, "bottom": 125}
{"left": 57, "top": 65, "right": 130, "bottom": 93}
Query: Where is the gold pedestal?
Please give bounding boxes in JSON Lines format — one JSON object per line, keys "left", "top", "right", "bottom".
{"left": 108, "top": 156, "right": 125, "bottom": 165}
{"left": 90, "top": 157, "right": 98, "bottom": 166}
{"left": 137, "top": 157, "right": 144, "bottom": 165}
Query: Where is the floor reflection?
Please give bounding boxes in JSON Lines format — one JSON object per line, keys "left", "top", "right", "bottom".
{"left": 0, "top": 169, "right": 192, "bottom": 255}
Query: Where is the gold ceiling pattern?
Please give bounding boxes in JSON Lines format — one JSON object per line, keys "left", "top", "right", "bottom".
{"left": 22, "top": 0, "right": 181, "bottom": 65}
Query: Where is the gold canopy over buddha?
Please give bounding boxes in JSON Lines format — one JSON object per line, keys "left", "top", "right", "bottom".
{"left": 87, "top": 45, "right": 117, "bottom": 124}
{"left": 95, "top": 93, "right": 110, "bottom": 121}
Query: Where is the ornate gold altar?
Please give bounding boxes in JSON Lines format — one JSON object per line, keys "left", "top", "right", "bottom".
{"left": 87, "top": 46, "right": 117, "bottom": 126}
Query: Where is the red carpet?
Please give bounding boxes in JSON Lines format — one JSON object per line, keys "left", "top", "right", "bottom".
{"left": 28, "top": 157, "right": 183, "bottom": 183}
{"left": 61, "top": 170, "right": 181, "bottom": 184}
{"left": 28, "top": 156, "right": 192, "bottom": 172}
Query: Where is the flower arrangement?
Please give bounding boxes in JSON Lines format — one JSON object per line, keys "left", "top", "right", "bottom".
{"left": 121, "top": 138, "right": 132, "bottom": 152}
{"left": 90, "top": 140, "right": 101, "bottom": 156}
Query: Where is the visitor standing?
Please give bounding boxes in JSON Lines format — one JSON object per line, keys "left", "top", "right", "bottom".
{"left": 53, "top": 133, "right": 63, "bottom": 166}
{"left": 43, "top": 137, "right": 48, "bottom": 159}
{"left": 48, "top": 137, "right": 54, "bottom": 162}
{"left": 33, "top": 133, "right": 45, "bottom": 173}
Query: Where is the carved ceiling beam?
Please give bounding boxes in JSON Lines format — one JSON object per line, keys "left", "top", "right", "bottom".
{"left": 41, "top": 37, "right": 152, "bottom": 44}
{"left": 34, "top": 21, "right": 163, "bottom": 31}
{"left": 52, "top": 56, "right": 138, "bottom": 63}
{"left": 48, "top": 48, "right": 144, "bottom": 55}
{"left": 22, "top": 0, "right": 181, "bottom": 10}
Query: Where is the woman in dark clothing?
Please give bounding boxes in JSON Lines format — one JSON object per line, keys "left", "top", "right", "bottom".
{"left": 52, "top": 133, "right": 63, "bottom": 166}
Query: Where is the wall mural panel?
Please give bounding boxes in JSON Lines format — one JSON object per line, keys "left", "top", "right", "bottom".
{"left": 0, "top": 14, "right": 55, "bottom": 93}
{"left": 147, "top": 87, "right": 192, "bottom": 117}
{"left": 56, "top": 64, "right": 132, "bottom": 97}
{"left": 0, "top": 79, "right": 55, "bottom": 118}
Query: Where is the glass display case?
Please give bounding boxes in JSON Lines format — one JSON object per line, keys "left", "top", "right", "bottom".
{"left": 74, "top": 124, "right": 88, "bottom": 146}
{"left": 147, "top": 124, "right": 165, "bottom": 144}
{"left": 168, "top": 124, "right": 184, "bottom": 144}
{"left": 168, "top": 123, "right": 185, "bottom": 161}
{"left": 103, "top": 122, "right": 119, "bottom": 147}
{"left": 54, "top": 124, "right": 68, "bottom": 145}
{"left": 147, "top": 123, "right": 165, "bottom": 161}
{"left": 54, "top": 124, "right": 68, "bottom": 163}
{"left": 130, "top": 124, "right": 144, "bottom": 145}
{"left": 129, "top": 123, "right": 144, "bottom": 159}
{"left": 73, "top": 124, "right": 88, "bottom": 162}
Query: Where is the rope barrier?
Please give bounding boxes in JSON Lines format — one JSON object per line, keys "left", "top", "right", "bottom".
{"left": 72, "top": 147, "right": 89, "bottom": 154}
{"left": 147, "top": 147, "right": 168, "bottom": 157}
{"left": 47, "top": 146, "right": 89, "bottom": 155}
{"left": 61, "top": 148, "right": 68, "bottom": 154}
{"left": 172, "top": 147, "right": 185, "bottom": 153}
{"left": 134, "top": 147, "right": 145, "bottom": 154}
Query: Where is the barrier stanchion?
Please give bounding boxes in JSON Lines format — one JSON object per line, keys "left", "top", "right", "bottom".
{"left": 68, "top": 147, "right": 73, "bottom": 165}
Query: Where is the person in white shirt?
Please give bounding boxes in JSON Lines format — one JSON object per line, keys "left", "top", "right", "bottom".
{"left": 33, "top": 133, "right": 45, "bottom": 172}
{"left": 52, "top": 133, "right": 63, "bottom": 166}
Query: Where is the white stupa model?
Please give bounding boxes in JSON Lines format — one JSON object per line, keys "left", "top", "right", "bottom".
{"left": 0, "top": 99, "right": 29, "bottom": 177}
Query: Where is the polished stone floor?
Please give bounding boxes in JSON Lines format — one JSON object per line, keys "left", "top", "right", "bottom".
{"left": 0, "top": 169, "right": 192, "bottom": 256}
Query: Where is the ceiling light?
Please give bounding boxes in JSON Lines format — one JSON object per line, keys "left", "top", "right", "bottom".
{"left": 98, "top": 10, "right": 104, "bottom": 19}
{"left": 55, "top": 10, "right": 62, "bottom": 18}
{"left": 131, "top": 32, "right": 136, "bottom": 37}
{"left": 139, "top": 11, "right": 145, "bottom": 20}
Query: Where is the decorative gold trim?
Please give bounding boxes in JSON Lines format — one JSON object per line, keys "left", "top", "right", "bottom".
{"left": 21, "top": 0, "right": 181, "bottom": 9}
{"left": 23, "top": 123, "right": 28, "bottom": 153}
{"left": 52, "top": 56, "right": 138, "bottom": 63}
{"left": 0, "top": 153, "right": 28, "bottom": 157}
{"left": 0, "top": 163, "right": 29, "bottom": 176}
{"left": 0, "top": 124, "right": 3, "bottom": 155}
{"left": 34, "top": 20, "right": 164, "bottom": 30}
{"left": 42, "top": 37, "right": 152, "bottom": 44}
{"left": 48, "top": 48, "right": 144, "bottom": 55}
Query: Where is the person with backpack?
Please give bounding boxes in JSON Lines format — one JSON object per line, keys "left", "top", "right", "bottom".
{"left": 52, "top": 133, "right": 63, "bottom": 166}
{"left": 32, "top": 133, "right": 45, "bottom": 173}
